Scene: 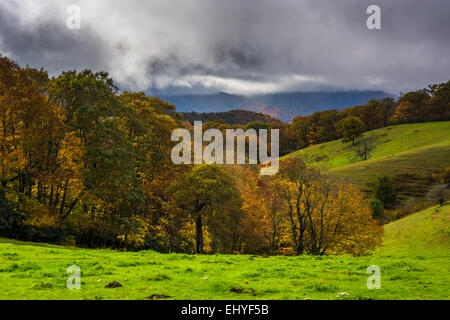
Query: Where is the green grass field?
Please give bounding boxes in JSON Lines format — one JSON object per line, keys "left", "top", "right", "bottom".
{"left": 286, "top": 122, "right": 450, "bottom": 200}
{"left": 1, "top": 204, "right": 448, "bottom": 300}
{"left": 286, "top": 122, "right": 450, "bottom": 169}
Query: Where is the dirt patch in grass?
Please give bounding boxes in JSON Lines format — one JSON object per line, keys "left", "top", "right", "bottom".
{"left": 147, "top": 294, "right": 171, "bottom": 299}
{"left": 105, "top": 281, "right": 122, "bottom": 288}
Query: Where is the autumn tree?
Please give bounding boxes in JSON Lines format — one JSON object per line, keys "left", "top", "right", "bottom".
{"left": 391, "top": 101, "right": 419, "bottom": 124}
{"left": 291, "top": 116, "right": 311, "bottom": 149}
{"left": 278, "top": 158, "right": 382, "bottom": 255}
{"left": 317, "top": 182, "right": 382, "bottom": 256}
{"left": 48, "top": 71, "right": 144, "bottom": 211}
{"left": 315, "top": 110, "right": 338, "bottom": 143}
{"left": 0, "top": 56, "right": 34, "bottom": 190}
{"left": 427, "top": 81, "right": 450, "bottom": 121}
{"left": 392, "top": 89, "right": 430, "bottom": 123}
{"left": 0, "top": 57, "right": 85, "bottom": 243}
{"left": 173, "top": 165, "right": 242, "bottom": 254}
{"left": 259, "top": 177, "right": 290, "bottom": 254}
{"left": 231, "top": 166, "right": 271, "bottom": 253}
{"left": 336, "top": 116, "right": 364, "bottom": 144}
{"left": 377, "top": 97, "right": 396, "bottom": 127}
{"left": 277, "top": 158, "right": 310, "bottom": 255}
{"left": 342, "top": 104, "right": 378, "bottom": 131}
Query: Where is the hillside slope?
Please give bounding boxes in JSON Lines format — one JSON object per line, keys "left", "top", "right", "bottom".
{"left": 287, "top": 122, "right": 450, "bottom": 168}
{"left": 286, "top": 122, "right": 450, "bottom": 200}
{"left": 376, "top": 204, "right": 450, "bottom": 257}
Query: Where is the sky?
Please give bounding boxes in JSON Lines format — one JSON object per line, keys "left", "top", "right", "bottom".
{"left": 0, "top": 0, "right": 449, "bottom": 96}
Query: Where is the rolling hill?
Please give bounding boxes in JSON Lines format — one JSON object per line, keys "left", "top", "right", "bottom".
{"left": 376, "top": 204, "right": 450, "bottom": 257}
{"left": 286, "top": 122, "right": 450, "bottom": 201}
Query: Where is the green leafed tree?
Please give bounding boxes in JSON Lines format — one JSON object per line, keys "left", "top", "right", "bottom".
{"left": 370, "top": 198, "right": 385, "bottom": 220}
{"left": 335, "top": 116, "right": 364, "bottom": 144}
{"left": 373, "top": 176, "right": 397, "bottom": 208}
{"left": 172, "top": 165, "right": 242, "bottom": 254}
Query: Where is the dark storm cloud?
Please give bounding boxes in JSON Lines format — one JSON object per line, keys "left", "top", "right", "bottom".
{"left": 0, "top": 0, "right": 449, "bottom": 94}
{"left": 0, "top": 1, "right": 110, "bottom": 74}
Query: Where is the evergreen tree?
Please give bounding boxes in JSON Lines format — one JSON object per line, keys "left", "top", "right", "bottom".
{"left": 373, "top": 176, "right": 397, "bottom": 208}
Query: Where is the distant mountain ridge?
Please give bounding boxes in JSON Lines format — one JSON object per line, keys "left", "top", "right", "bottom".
{"left": 180, "top": 110, "right": 282, "bottom": 125}
{"left": 160, "top": 90, "right": 392, "bottom": 122}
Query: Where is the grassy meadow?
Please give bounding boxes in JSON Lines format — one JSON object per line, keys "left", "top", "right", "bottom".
{"left": 286, "top": 121, "right": 450, "bottom": 169}
{"left": 0, "top": 204, "right": 448, "bottom": 300}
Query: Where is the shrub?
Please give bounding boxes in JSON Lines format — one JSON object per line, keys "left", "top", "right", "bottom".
{"left": 370, "top": 198, "right": 385, "bottom": 219}
{"left": 432, "top": 167, "right": 450, "bottom": 184}
{"left": 373, "top": 176, "right": 397, "bottom": 208}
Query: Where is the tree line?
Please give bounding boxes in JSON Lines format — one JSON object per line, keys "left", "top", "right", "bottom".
{"left": 181, "top": 110, "right": 282, "bottom": 126}
{"left": 196, "top": 83, "right": 449, "bottom": 156}
{"left": 290, "top": 83, "right": 450, "bottom": 150}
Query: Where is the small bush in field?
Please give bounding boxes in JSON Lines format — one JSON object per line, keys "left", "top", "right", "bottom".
{"left": 370, "top": 199, "right": 385, "bottom": 220}
{"left": 373, "top": 176, "right": 397, "bottom": 208}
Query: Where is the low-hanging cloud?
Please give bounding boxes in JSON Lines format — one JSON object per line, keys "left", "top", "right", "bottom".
{"left": 0, "top": 0, "right": 449, "bottom": 95}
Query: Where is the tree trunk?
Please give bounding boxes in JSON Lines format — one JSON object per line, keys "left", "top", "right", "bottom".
{"left": 195, "top": 215, "right": 204, "bottom": 254}
{"left": 49, "top": 184, "right": 54, "bottom": 209}
{"left": 297, "top": 227, "right": 305, "bottom": 255}
{"left": 59, "top": 180, "right": 68, "bottom": 216}
{"left": 364, "top": 142, "right": 367, "bottom": 160}
{"left": 37, "top": 182, "right": 42, "bottom": 202}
